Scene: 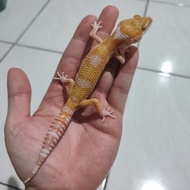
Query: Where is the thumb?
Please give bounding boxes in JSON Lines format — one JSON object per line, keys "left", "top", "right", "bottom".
{"left": 6, "top": 68, "right": 31, "bottom": 128}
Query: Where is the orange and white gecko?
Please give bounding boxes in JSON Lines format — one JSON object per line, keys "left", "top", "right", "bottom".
{"left": 24, "top": 15, "right": 152, "bottom": 183}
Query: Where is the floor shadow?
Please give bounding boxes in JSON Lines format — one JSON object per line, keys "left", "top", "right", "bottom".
{"left": 7, "top": 177, "right": 22, "bottom": 190}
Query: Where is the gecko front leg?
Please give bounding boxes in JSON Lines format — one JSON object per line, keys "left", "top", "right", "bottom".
{"left": 54, "top": 72, "right": 75, "bottom": 96}
{"left": 54, "top": 71, "right": 68, "bottom": 82}
{"left": 90, "top": 21, "right": 103, "bottom": 43}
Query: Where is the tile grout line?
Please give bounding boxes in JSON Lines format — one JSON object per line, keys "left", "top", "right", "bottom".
{"left": 0, "top": 182, "right": 22, "bottom": 190}
{"left": 16, "top": 43, "right": 63, "bottom": 55}
{"left": 0, "top": 42, "right": 14, "bottom": 63}
{"left": 137, "top": 0, "right": 149, "bottom": 49}
{"left": 0, "top": 0, "right": 52, "bottom": 64}
{"left": 149, "top": 0, "right": 190, "bottom": 7}
{"left": 0, "top": 41, "right": 14, "bottom": 63}
{"left": 102, "top": 173, "right": 110, "bottom": 190}
{"left": 0, "top": 40, "right": 63, "bottom": 62}
{"left": 0, "top": 40, "right": 14, "bottom": 45}
{"left": 143, "top": 0, "right": 150, "bottom": 17}
{"left": 137, "top": 66, "right": 190, "bottom": 80}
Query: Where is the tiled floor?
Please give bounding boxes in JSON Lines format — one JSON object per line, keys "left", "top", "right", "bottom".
{"left": 0, "top": 0, "right": 190, "bottom": 190}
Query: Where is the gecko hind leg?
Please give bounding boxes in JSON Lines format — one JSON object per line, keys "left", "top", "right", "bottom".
{"left": 114, "top": 49, "right": 126, "bottom": 64}
{"left": 54, "top": 72, "right": 75, "bottom": 96}
{"left": 78, "top": 98, "right": 115, "bottom": 122}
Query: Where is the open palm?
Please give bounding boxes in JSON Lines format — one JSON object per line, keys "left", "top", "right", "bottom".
{"left": 4, "top": 6, "right": 139, "bottom": 190}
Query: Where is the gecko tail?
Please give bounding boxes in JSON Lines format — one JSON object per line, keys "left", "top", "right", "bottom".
{"left": 24, "top": 106, "right": 73, "bottom": 184}
{"left": 24, "top": 149, "right": 51, "bottom": 184}
{"left": 24, "top": 165, "right": 41, "bottom": 184}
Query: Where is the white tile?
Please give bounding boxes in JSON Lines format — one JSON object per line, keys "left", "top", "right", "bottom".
{"left": 139, "top": 3, "right": 190, "bottom": 77}
{"left": 18, "top": 0, "right": 146, "bottom": 52}
{"left": 106, "top": 69, "right": 190, "bottom": 190}
{"left": 152, "top": 0, "right": 190, "bottom": 6}
{"left": 0, "top": 183, "right": 21, "bottom": 190}
{"left": 97, "top": 184, "right": 103, "bottom": 190}
{"left": 97, "top": 178, "right": 108, "bottom": 190}
{"left": 0, "top": 42, "right": 12, "bottom": 61}
{"left": 0, "top": 0, "right": 48, "bottom": 43}
{"left": 0, "top": 46, "right": 61, "bottom": 187}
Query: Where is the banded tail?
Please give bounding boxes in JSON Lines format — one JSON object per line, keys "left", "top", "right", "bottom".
{"left": 24, "top": 106, "right": 73, "bottom": 183}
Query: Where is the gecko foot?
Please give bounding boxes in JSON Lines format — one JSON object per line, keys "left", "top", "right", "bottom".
{"left": 101, "top": 107, "right": 115, "bottom": 122}
{"left": 91, "top": 21, "right": 102, "bottom": 34}
{"left": 54, "top": 72, "right": 68, "bottom": 83}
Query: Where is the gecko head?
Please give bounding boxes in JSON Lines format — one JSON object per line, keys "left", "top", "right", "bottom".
{"left": 116, "top": 15, "right": 152, "bottom": 43}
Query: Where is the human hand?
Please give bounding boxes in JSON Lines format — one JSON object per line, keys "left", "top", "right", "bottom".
{"left": 4, "top": 6, "right": 139, "bottom": 190}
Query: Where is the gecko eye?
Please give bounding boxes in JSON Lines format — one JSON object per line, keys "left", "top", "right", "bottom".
{"left": 142, "top": 20, "right": 152, "bottom": 32}
{"left": 142, "top": 22, "right": 149, "bottom": 31}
